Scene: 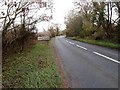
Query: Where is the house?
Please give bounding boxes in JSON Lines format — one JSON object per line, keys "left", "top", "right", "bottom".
{"left": 37, "top": 31, "right": 51, "bottom": 41}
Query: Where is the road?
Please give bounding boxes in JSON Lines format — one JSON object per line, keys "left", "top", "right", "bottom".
{"left": 55, "top": 36, "right": 119, "bottom": 88}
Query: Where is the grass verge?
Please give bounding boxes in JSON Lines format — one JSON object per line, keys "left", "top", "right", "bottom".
{"left": 68, "top": 37, "right": 120, "bottom": 49}
{"left": 3, "top": 39, "right": 63, "bottom": 88}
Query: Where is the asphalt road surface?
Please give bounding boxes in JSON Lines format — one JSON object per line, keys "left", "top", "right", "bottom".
{"left": 55, "top": 36, "right": 119, "bottom": 88}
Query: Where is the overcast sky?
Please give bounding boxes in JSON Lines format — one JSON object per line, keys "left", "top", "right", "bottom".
{"left": 0, "top": 0, "right": 118, "bottom": 32}
{"left": 36, "top": 0, "right": 75, "bottom": 32}
{"left": 0, "top": 0, "right": 75, "bottom": 32}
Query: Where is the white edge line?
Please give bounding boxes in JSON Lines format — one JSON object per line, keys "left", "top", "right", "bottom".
{"left": 76, "top": 45, "right": 87, "bottom": 50}
{"left": 93, "top": 52, "right": 120, "bottom": 64}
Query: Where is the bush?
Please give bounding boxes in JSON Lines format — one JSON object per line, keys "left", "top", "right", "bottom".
{"left": 2, "top": 26, "right": 37, "bottom": 60}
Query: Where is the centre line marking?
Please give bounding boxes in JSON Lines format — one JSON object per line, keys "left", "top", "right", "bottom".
{"left": 93, "top": 51, "right": 120, "bottom": 64}
{"left": 69, "top": 42, "right": 74, "bottom": 45}
{"left": 66, "top": 40, "right": 68, "bottom": 42}
{"left": 76, "top": 45, "right": 87, "bottom": 50}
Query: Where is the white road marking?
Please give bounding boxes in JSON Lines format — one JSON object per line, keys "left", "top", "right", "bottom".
{"left": 66, "top": 40, "right": 69, "bottom": 42}
{"left": 66, "top": 40, "right": 119, "bottom": 64}
{"left": 93, "top": 52, "right": 120, "bottom": 64}
{"left": 69, "top": 42, "right": 74, "bottom": 45}
{"left": 76, "top": 45, "right": 87, "bottom": 50}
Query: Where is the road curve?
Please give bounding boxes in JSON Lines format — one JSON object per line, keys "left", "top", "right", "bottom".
{"left": 55, "top": 36, "right": 118, "bottom": 88}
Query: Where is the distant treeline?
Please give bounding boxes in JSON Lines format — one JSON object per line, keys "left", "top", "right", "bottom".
{"left": 65, "top": 1, "right": 120, "bottom": 43}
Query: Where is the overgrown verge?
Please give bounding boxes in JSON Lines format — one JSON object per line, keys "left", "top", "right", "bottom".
{"left": 68, "top": 37, "right": 120, "bottom": 49}
{"left": 2, "top": 40, "right": 63, "bottom": 88}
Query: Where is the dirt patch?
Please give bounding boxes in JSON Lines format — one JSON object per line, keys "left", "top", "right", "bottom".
{"left": 38, "top": 57, "right": 48, "bottom": 68}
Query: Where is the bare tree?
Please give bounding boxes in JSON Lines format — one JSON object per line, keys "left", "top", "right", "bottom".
{"left": 0, "top": 0, "right": 53, "bottom": 57}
